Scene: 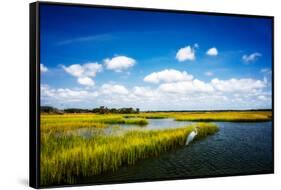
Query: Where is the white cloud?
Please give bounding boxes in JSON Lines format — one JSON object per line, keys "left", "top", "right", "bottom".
{"left": 242, "top": 52, "right": 262, "bottom": 63}
{"left": 211, "top": 78, "right": 266, "bottom": 93}
{"left": 42, "top": 76, "right": 271, "bottom": 110}
{"left": 157, "top": 77, "right": 266, "bottom": 95}
{"left": 42, "top": 65, "right": 271, "bottom": 110}
{"left": 63, "top": 64, "right": 84, "bottom": 77}
{"left": 41, "top": 84, "right": 98, "bottom": 104}
{"left": 132, "top": 86, "right": 157, "bottom": 98}
{"left": 40, "top": 64, "right": 48, "bottom": 73}
{"left": 62, "top": 62, "right": 102, "bottom": 86}
{"left": 82, "top": 63, "right": 103, "bottom": 77}
{"left": 104, "top": 56, "right": 136, "bottom": 72}
{"left": 63, "top": 63, "right": 102, "bottom": 78}
{"left": 206, "top": 47, "right": 218, "bottom": 56}
{"left": 56, "top": 88, "right": 90, "bottom": 99}
{"left": 144, "top": 69, "right": 193, "bottom": 84}
{"left": 41, "top": 85, "right": 55, "bottom": 97}
{"left": 77, "top": 77, "right": 95, "bottom": 86}
{"left": 158, "top": 79, "right": 214, "bottom": 94}
{"left": 205, "top": 71, "right": 214, "bottom": 76}
{"left": 101, "top": 84, "right": 129, "bottom": 95}
{"left": 176, "top": 46, "right": 195, "bottom": 62}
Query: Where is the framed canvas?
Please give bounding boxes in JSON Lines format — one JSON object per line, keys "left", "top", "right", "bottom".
{"left": 30, "top": 1, "right": 274, "bottom": 188}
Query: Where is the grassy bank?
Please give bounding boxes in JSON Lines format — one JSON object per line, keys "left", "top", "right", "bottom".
{"left": 122, "top": 111, "right": 272, "bottom": 122}
{"left": 40, "top": 110, "right": 270, "bottom": 185}
{"left": 41, "top": 114, "right": 148, "bottom": 133}
{"left": 173, "top": 111, "right": 272, "bottom": 122}
{"left": 40, "top": 123, "right": 218, "bottom": 185}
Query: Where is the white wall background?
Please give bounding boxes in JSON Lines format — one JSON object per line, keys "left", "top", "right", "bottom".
{"left": 0, "top": 0, "right": 279, "bottom": 189}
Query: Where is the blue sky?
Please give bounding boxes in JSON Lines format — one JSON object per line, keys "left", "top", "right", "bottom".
{"left": 40, "top": 4, "right": 272, "bottom": 110}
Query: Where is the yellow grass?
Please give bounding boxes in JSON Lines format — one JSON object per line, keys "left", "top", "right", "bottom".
{"left": 40, "top": 122, "right": 218, "bottom": 185}
{"left": 41, "top": 113, "right": 148, "bottom": 133}
{"left": 172, "top": 111, "right": 272, "bottom": 122}
{"left": 40, "top": 110, "right": 271, "bottom": 186}
{"left": 122, "top": 111, "right": 272, "bottom": 122}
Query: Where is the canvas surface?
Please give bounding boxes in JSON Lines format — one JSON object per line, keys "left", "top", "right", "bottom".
{"left": 37, "top": 3, "right": 273, "bottom": 187}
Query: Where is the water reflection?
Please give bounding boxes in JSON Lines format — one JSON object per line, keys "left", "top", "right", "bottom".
{"left": 66, "top": 118, "right": 194, "bottom": 138}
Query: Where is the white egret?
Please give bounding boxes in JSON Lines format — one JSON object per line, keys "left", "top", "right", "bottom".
{"left": 185, "top": 127, "right": 198, "bottom": 146}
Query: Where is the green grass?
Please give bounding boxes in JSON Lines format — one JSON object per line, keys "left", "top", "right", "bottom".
{"left": 40, "top": 122, "right": 218, "bottom": 185}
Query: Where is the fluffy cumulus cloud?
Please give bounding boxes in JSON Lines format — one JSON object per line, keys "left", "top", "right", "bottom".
{"left": 144, "top": 69, "right": 193, "bottom": 84}
{"left": 158, "top": 79, "right": 214, "bottom": 94}
{"left": 77, "top": 77, "right": 95, "bottom": 86}
{"left": 63, "top": 63, "right": 102, "bottom": 77}
{"left": 62, "top": 62, "right": 102, "bottom": 86}
{"left": 40, "top": 64, "right": 48, "bottom": 73}
{"left": 242, "top": 52, "right": 262, "bottom": 63}
{"left": 104, "top": 55, "right": 136, "bottom": 72}
{"left": 211, "top": 78, "right": 266, "bottom": 93}
{"left": 41, "top": 67, "right": 271, "bottom": 110}
{"left": 158, "top": 76, "right": 270, "bottom": 110}
{"left": 63, "top": 64, "right": 84, "bottom": 77}
{"left": 176, "top": 46, "right": 196, "bottom": 62}
{"left": 206, "top": 47, "right": 218, "bottom": 56}
{"left": 101, "top": 84, "right": 129, "bottom": 95}
{"left": 132, "top": 86, "right": 156, "bottom": 98}
{"left": 41, "top": 84, "right": 98, "bottom": 104}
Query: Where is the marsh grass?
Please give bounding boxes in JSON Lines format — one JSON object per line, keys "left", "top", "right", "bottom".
{"left": 40, "top": 122, "right": 218, "bottom": 185}
{"left": 194, "top": 122, "right": 219, "bottom": 139}
{"left": 123, "top": 111, "right": 272, "bottom": 122}
{"left": 124, "top": 113, "right": 170, "bottom": 119}
{"left": 40, "top": 110, "right": 270, "bottom": 186}
{"left": 173, "top": 111, "right": 272, "bottom": 122}
{"left": 41, "top": 114, "right": 148, "bottom": 133}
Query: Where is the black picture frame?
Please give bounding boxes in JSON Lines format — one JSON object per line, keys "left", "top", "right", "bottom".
{"left": 30, "top": 1, "right": 274, "bottom": 188}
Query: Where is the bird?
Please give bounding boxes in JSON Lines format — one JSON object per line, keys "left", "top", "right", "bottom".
{"left": 185, "top": 127, "right": 198, "bottom": 146}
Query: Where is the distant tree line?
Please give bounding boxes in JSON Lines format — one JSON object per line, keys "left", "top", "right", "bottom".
{"left": 40, "top": 106, "right": 64, "bottom": 114}
{"left": 91, "top": 106, "right": 140, "bottom": 114}
{"left": 41, "top": 106, "right": 140, "bottom": 114}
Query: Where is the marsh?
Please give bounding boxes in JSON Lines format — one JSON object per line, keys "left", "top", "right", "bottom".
{"left": 40, "top": 111, "right": 272, "bottom": 186}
